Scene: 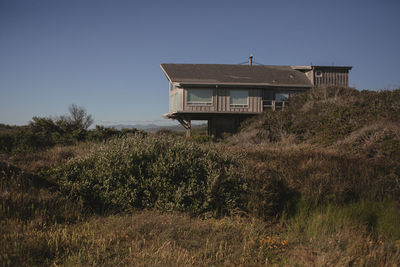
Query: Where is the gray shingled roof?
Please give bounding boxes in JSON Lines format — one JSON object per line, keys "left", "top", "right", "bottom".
{"left": 160, "top": 64, "right": 312, "bottom": 87}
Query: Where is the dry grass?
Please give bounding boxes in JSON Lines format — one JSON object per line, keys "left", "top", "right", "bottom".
{"left": 335, "top": 121, "right": 400, "bottom": 163}
{"left": 2, "top": 209, "right": 399, "bottom": 266}
{"left": 2, "top": 141, "right": 102, "bottom": 172}
{"left": 1, "top": 211, "right": 292, "bottom": 266}
{"left": 285, "top": 211, "right": 400, "bottom": 267}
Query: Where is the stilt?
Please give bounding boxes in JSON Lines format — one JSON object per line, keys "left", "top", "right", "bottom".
{"left": 185, "top": 119, "right": 191, "bottom": 137}
{"left": 177, "top": 117, "right": 191, "bottom": 137}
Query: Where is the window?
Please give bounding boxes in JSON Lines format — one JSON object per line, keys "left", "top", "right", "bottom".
{"left": 275, "top": 93, "right": 289, "bottom": 101}
{"left": 230, "top": 90, "right": 248, "bottom": 107}
{"left": 187, "top": 89, "right": 213, "bottom": 105}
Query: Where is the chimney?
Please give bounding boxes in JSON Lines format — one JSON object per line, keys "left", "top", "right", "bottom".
{"left": 249, "top": 55, "right": 253, "bottom": 65}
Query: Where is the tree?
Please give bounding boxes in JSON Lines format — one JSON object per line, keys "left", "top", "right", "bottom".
{"left": 67, "top": 104, "right": 94, "bottom": 130}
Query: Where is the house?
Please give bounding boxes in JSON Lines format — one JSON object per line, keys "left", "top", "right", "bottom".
{"left": 161, "top": 57, "right": 351, "bottom": 137}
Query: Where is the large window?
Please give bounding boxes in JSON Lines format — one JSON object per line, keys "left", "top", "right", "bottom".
{"left": 230, "top": 90, "right": 248, "bottom": 107}
{"left": 275, "top": 93, "right": 289, "bottom": 101}
{"left": 187, "top": 89, "right": 213, "bottom": 105}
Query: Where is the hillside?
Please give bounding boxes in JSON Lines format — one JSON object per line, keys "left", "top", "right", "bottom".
{"left": 1, "top": 87, "right": 400, "bottom": 266}
{"left": 231, "top": 86, "right": 400, "bottom": 151}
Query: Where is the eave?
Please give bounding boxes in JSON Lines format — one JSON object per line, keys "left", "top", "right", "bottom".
{"left": 176, "top": 82, "right": 312, "bottom": 88}
{"left": 312, "top": 65, "right": 353, "bottom": 70}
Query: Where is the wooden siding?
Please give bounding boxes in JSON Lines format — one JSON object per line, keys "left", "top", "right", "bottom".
{"left": 168, "top": 88, "right": 174, "bottom": 112}
{"left": 182, "top": 88, "right": 262, "bottom": 113}
{"left": 168, "top": 86, "right": 183, "bottom": 112}
{"left": 314, "top": 69, "right": 349, "bottom": 87}
{"left": 217, "top": 88, "right": 229, "bottom": 111}
{"left": 177, "top": 88, "right": 183, "bottom": 111}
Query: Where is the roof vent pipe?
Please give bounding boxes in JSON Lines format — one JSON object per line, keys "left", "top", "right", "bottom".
{"left": 249, "top": 54, "right": 253, "bottom": 66}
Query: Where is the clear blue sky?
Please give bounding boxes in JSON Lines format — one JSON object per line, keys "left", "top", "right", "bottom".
{"left": 1, "top": 0, "right": 399, "bottom": 126}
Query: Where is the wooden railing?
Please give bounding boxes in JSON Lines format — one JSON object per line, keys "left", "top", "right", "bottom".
{"left": 263, "top": 100, "right": 289, "bottom": 111}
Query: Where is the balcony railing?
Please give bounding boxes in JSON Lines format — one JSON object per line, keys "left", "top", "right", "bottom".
{"left": 263, "top": 100, "right": 289, "bottom": 111}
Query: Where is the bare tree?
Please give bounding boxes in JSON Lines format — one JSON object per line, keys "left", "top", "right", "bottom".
{"left": 68, "top": 104, "right": 94, "bottom": 130}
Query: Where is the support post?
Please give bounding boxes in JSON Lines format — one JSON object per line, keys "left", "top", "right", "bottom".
{"left": 185, "top": 119, "right": 191, "bottom": 137}
{"left": 177, "top": 117, "right": 192, "bottom": 137}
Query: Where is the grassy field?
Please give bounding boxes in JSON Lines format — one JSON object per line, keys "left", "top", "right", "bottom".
{"left": 1, "top": 87, "right": 400, "bottom": 266}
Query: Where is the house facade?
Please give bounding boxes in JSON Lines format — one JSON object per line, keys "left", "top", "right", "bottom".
{"left": 161, "top": 61, "right": 351, "bottom": 137}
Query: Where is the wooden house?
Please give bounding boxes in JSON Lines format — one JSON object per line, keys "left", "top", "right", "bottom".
{"left": 161, "top": 58, "right": 351, "bottom": 137}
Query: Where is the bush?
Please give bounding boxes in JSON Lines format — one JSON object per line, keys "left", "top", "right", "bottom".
{"left": 87, "top": 126, "right": 143, "bottom": 142}
{"left": 288, "top": 87, "right": 400, "bottom": 144}
{"left": 49, "top": 135, "right": 246, "bottom": 215}
{"left": 232, "top": 87, "right": 400, "bottom": 147}
{"left": 0, "top": 120, "right": 145, "bottom": 154}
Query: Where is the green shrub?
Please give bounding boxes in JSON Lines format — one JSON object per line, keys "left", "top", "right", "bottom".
{"left": 49, "top": 135, "right": 246, "bottom": 215}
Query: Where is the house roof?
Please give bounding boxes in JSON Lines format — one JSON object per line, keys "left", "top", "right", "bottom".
{"left": 160, "top": 64, "right": 313, "bottom": 88}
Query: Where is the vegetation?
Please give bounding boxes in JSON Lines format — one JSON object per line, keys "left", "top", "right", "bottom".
{"left": 49, "top": 136, "right": 244, "bottom": 215}
{"left": 1, "top": 87, "right": 400, "bottom": 266}
{"left": 0, "top": 104, "right": 143, "bottom": 154}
